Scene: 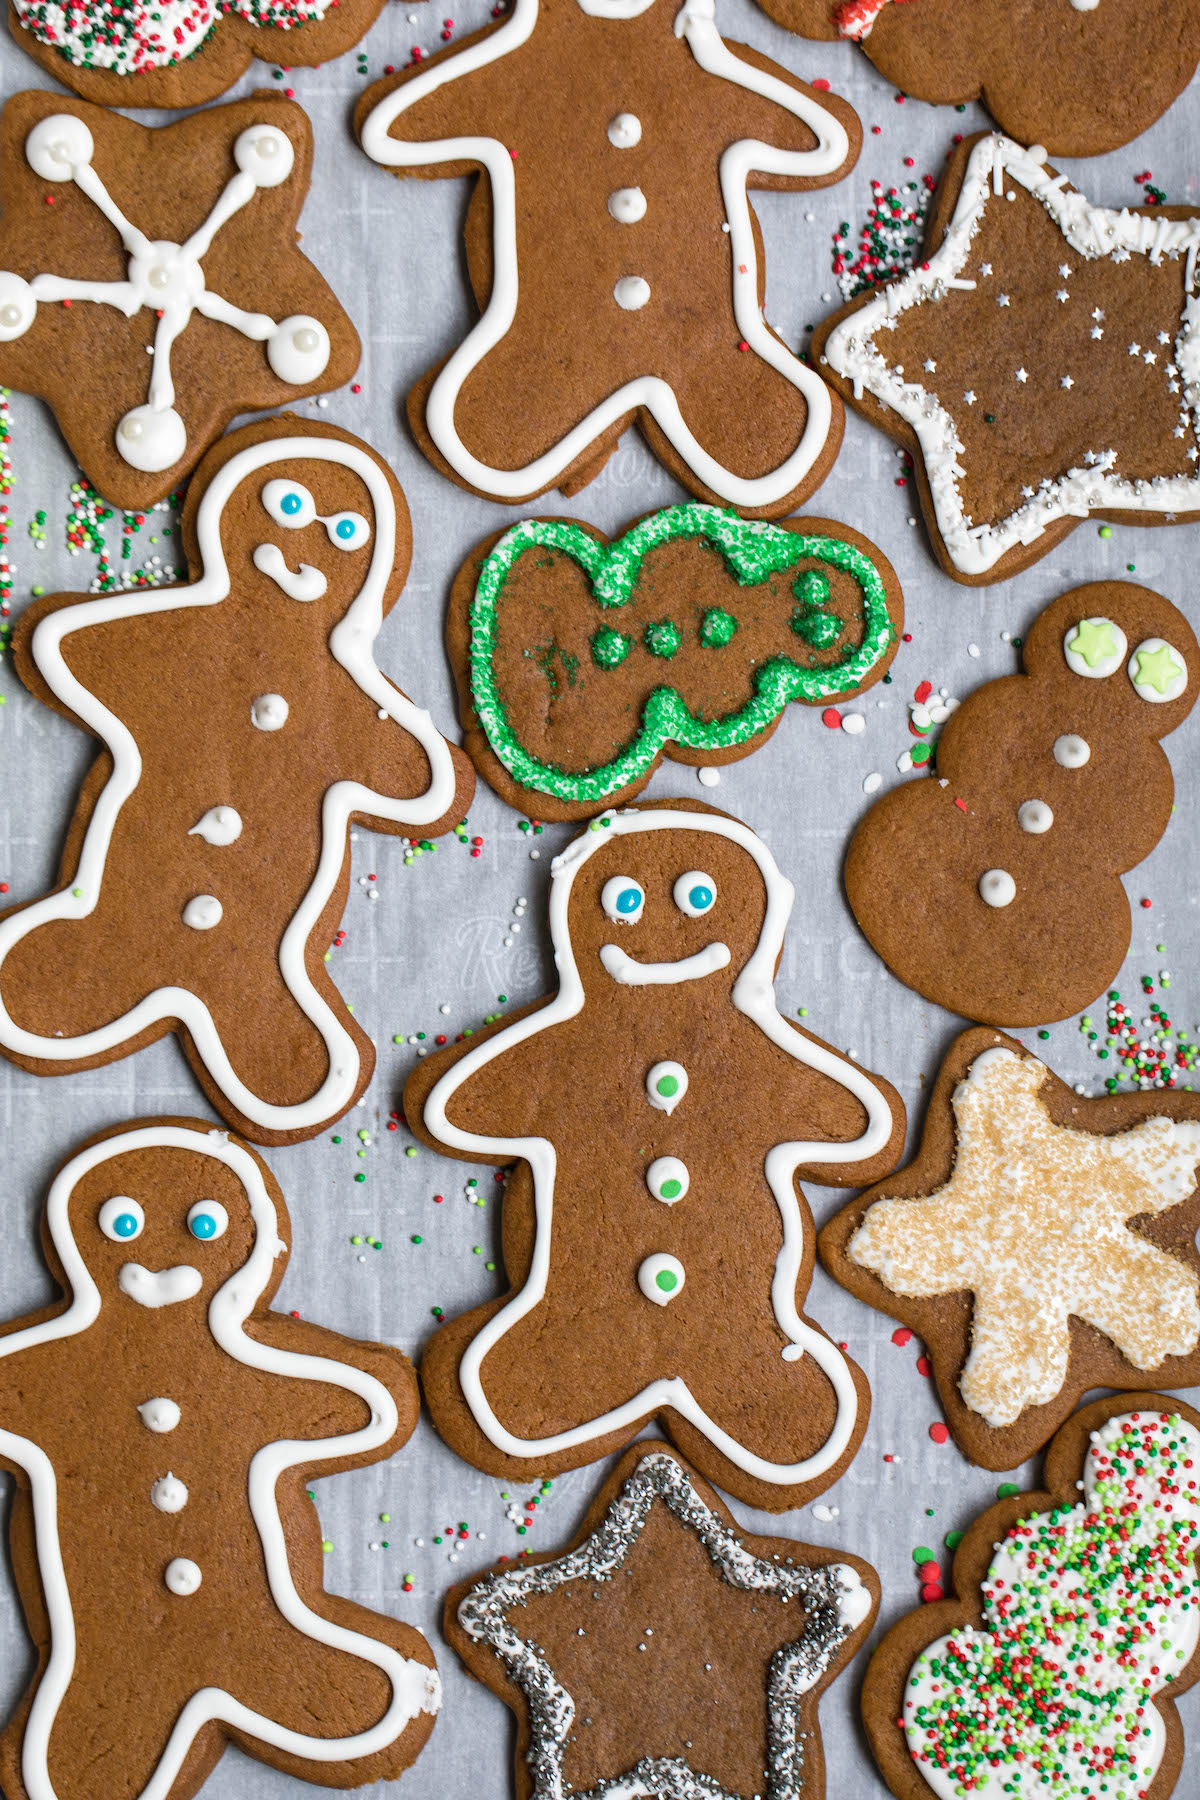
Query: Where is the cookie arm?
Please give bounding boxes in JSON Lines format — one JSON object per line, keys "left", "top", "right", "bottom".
{"left": 245, "top": 1318, "right": 420, "bottom": 1461}
{"left": 356, "top": 15, "right": 529, "bottom": 170}
{"left": 404, "top": 1004, "right": 554, "bottom": 1158}
{"left": 715, "top": 40, "right": 862, "bottom": 186}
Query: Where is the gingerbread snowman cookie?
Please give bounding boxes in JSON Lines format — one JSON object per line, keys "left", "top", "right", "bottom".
{"left": 357, "top": 0, "right": 862, "bottom": 518}
{"left": 0, "top": 92, "right": 360, "bottom": 510}
{"left": 406, "top": 799, "right": 905, "bottom": 1512}
{"left": 0, "top": 416, "right": 474, "bottom": 1145}
{"left": 0, "top": 1119, "right": 440, "bottom": 1800}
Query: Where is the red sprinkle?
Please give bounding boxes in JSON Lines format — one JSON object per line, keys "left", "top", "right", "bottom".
{"left": 821, "top": 708, "right": 842, "bottom": 729}
{"left": 929, "top": 1421, "right": 949, "bottom": 1446}
{"left": 891, "top": 1326, "right": 913, "bottom": 1347}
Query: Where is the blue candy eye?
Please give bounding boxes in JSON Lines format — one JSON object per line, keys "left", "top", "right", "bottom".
{"left": 281, "top": 492, "right": 303, "bottom": 516}
{"left": 674, "top": 871, "right": 716, "bottom": 918}
{"left": 187, "top": 1200, "right": 228, "bottom": 1242}
{"left": 601, "top": 875, "right": 645, "bottom": 925}
{"left": 262, "top": 479, "right": 316, "bottom": 529}
{"left": 99, "top": 1196, "right": 144, "bottom": 1242}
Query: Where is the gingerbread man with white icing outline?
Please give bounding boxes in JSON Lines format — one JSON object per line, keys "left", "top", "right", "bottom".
{"left": 0, "top": 416, "right": 474, "bottom": 1145}
{"left": 407, "top": 800, "right": 905, "bottom": 1512}
{"left": 356, "top": 0, "right": 861, "bottom": 518}
{"left": 0, "top": 1119, "right": 440, "bottom": 1800}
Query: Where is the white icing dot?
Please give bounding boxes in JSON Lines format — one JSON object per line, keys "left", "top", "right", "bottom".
{"left": 606, "top": 112, "right": 642, "bottom": 148}
{"left": 646, "top": 1061, "right": 687, "bottom": 1115}
{"left": 182, "top": 894, "right": 222, "bottom": 931}
{"left": 0, "top": 273, "right": 35, "bottom": 341}
{"left": 608, "top": 186, "right": 647, "bottom": 225}
{"left": 267, "top": 315, "right": 331, "bottom": 385}
{"left": 233, "top": 123, "right": 295, "bottom": 188}
{"left": 979, "top": 869, "right": 1016, "bottom": 908}
{"left": 138, "top": 1397, "right": 181, "bottom": 1434}
{"left": 164, "top": 1557, "right": 202, "bottom": 1596}
{"left": 613, "top": 275, "right": 650, "bottom": 311}
{"left": 251, "top": 693, "right": 289, "bottom": 731}
{"left": 26, "top": 114, "right": 94, "bottom": 181}
{"left": 1017, "top": 799, "right": 1054, "bottom": 834}
{"left": 188, "top": 806, "right": 242, "bottom": 847}
{"left": 151, "top": 1473, "right": 188, "bottom": 1513}
{"left": 115, "top": 404, "right": 187, "bottom": 473}
{"left": 638, "top": 1252, "right": 685, "bottom": 1306}
{"left": 1053, "top": 732, "right": 1091, "bottom": 768}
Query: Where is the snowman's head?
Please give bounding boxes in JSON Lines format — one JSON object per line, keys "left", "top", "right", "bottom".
{"left": 187, "top": 420, "right": 411, "bottom": 636}
{"left": 551, "top": 801, "right": 792, "bottom": 1002}
{"left": 47, "top": 1124, "right": 289, "bottom": 1327}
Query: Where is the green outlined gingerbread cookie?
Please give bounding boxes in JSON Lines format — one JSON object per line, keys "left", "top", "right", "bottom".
{"left": 446, "top": 504, "right": 903, "bottom": 821}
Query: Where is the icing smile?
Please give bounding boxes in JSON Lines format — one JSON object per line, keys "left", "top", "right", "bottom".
{"left": 118, "top": 1263, "right": 203, "bottom": 1308}
{"left": 599, "top": 941, "right": 731, "bottom": 986}
{"left": 253, "top": 541, "right": 328, "bottom": 602}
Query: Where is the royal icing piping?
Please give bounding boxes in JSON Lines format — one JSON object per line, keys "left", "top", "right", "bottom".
{"left": 849, "top": 1050, "right": 1200, "bottom": 1427}
{"left": 977, "top": 869, "right": 1015, "bottom": 909}
{"left": 0, "top": 435, "right": 460, "bottom": 1136}
{"left": 119, "top": 1263, "right": 203, "bottom": 1308}
{"left": 359, "top": 0, "right": 851, "bottom": 509}
{"left": 422, "top": 806, "right": 895, "bottom": 1486}
{"left": 188, "top": 806, "right": 242, "bottom": 846}
{"left": 182, "top": 894, "right": 222, "bottom": 931}
{"left": 164, "top": 1557, "right": 202, "bottom": 1596}
{"left": 1053, "top": 731, "right": 1090, "bottom": 767}
{"left": 0, "top": 1124, "right": 439, "bottom": 1800}
{"left": 457, "top": 1449, "right": 872, "bottom": 1800}
{"left": 150, "top": 1472, "right": 188, "bottom": 1512}
{"left": 468, "top": 507, "right": 896, "bottom": 806}
{"left": 822, "top": 134, "right": 1200, "bottom": 576}
{"left": 638, "top": 1251, "right": 685, "bottom": 1304}
{"left": 138, "top": 1397, "right": 181, "bottom": 1433}
{"left": 1129, "top": 636, "right": 1188, "bottom": 702}
{"left": 904, "top": 1410, "right": 1200, "bottom": 1800}
{"left": 2, "top": 117, "right": 330, "bottom": 473}
{"left": 12, "top": 0, "right": 332, "bottom": 76}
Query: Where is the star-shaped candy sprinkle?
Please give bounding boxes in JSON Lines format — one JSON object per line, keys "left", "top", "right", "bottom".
{"left": 819, "top": 1030, "right": 1200, "bottom": 1469}
{"left": 447, "top": 1445, "right": 877, "bottom": 1800}
{"left": 814, "top": 133, "right": 1200, "bottom": 584}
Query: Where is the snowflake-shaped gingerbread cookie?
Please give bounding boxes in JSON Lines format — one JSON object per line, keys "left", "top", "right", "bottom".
{"left": 0, "top": 91, "right": 358, "bottom": 508}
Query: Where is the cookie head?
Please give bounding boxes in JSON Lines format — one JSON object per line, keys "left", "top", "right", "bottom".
{"left": 556, "top": 807, "right": 778, "bottom": 998}
{"left": 247, "top": 457, "right": 378, "bottom": 614}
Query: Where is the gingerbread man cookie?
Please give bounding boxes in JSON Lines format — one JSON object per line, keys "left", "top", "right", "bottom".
{"left": 0, "top": 417, "right": 474, "bottom": 1145}
{"left": 757, "top": 1, "right": 1200, "bottom": 157}
{"left": 448, "top": 1442, "right": 879, "bottom": 1800}
{"left": 0, "top": 1119, "right": 440, "bottom": 1800}
{"left": 820, "top": 1029, "right": 1200, "bottom": 1470}
{"left": 356, "top": 0, "right": 861, "bottom": 518}
{"left": 814, "top": 134, "right": 1200, "bottom": 584}
{"left": 862, "top": 1396, "right": 1200, "bottom": 1800}
{"left": 406, "top": 799, "right": 905, "bottom": 1512}
{"left": 0, "top": 92, "right": 359, "bottom": 511}
{"left": 844, "top": 584, "right": 1198, "bottom": 1027}
{"left": 9, "top": 0, "right": 389, "bottom": 109}
{"left": 451, "top": 504, "right": 902, "bottom": 820}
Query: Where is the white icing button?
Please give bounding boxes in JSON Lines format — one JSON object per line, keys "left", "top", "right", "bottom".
{"left": 1017, "top": 799, "right": 1054, "bottom": 835}
{"left": 1070, "top": 0, "right": 1099, "bottom": 9}
{"left": 115, "top": 404, "right": 187, "bottom": 474}
{"left": 646, "top": 1157, "right": 689, "bottom": 1205}
{"left": 267, "top": 315, "right": 331, "bottom": 385}
{"left": 1128, "top": 637, "right": 1188, "bottom": 703}
{"left": 638, "top": 1252, "right": 685, "bottom": 1306}
{"left": 608, "top": 186, "right": 647, "bottom": 225}
{"left": 979, "top": 869, "right": 1016, "bottom": 909}
{"left": 1063, "top": 616, "right": 1127, "bottom": 679}
{"left": 607, "top": 112, "right": 642, "bottom": 148}
{"left": 614, "top": 275, "right": 650, "bottom": 311}
{"left": 234, "top": 123, "right": 295, "bottom": 188}
{"left": 1053, "top": 733, "right": 1090, "bottom": 768}
{"left": 251, "top": 693, "right": 289, "bottom": 731}
{"left": 138, "top": 1397, "right": 181, "bottom": 1434}
{"left": 26, "top": 114, "right": 94, "bottom": 181}
{"left": 151, "top": 1473, "right": 188, "bottom": 1514}
{"left": 646, "top": 1061, "right": 687, "bottom": 1115}
{"left": 164, "top": 1558, "right": 202, "bottom": 1596}
{"left": 188, "top": 806, "right": 242, "bottom": 847}
{"left": 0, "top": 273, "right": 35, "bottom": 341}
{"left": 182, "top": 894, "right": 222, "bottom": 931}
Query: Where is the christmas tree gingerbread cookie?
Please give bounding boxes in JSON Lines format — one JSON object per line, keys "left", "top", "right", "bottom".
{"left": 405, "top": 798, "right": 906, "bottom": 1512}
{"left": 844, "top": 583, "right": 1198, "bottom": 1027}
{"left": 814, "top": 134, "right": 1200, "bottom": 583}
{"left": 0, "top": 92, "right": 360, "bottom": 511}
{"left": 356, "top": 0, "right": 861, "bottom": 519}
{"left": 0, "top": 1118, "right": 441, "bottom": 1800}
{"left": 447, "top": 1441, "right": 879, "bottom": 1800}
{"left": 862, "top": 1395, "right": 1200, "bottom": 1800}
{"left": 0, "top": 416, "right": 474, "bottom": 1146}
{"left": 757, "top": 0, "right": 1200, "bottom": 157}
{"left": 9, "top": 0, "right": 389, "bottom": 109}
{"left": 450, "top": 504, "right": 902, "bottom": 821}
{"left": 820, "top": 1028, "right": 1200, "bottom": 1470}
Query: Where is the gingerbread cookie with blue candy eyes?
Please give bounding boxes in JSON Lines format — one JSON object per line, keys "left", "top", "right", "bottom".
{"left": 405, "top": 798, "right": 906, "bottom": 1513}
{"left": 844, "top": 583, "right": 1198, "bottom": 1028}
{"left": 0, "top": 415, "right": 474, "bottom": 1145}
{"left": 0, "top": 1117, "right": 440, "bottom": 1800}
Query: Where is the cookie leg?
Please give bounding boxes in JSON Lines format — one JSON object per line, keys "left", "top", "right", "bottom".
{"left": 0, "top": 906, "right": 159, "bottom": 1045}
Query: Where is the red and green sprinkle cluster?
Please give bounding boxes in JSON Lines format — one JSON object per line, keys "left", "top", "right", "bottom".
{"left": 1073, "top": 973, "right": 1199, "bottom": 1092}
{"left": 903, "top": 1412, "right": 1200, "bottom": 1800}
{"left": 833, "top": 175, "right": 935, "bottom": 304}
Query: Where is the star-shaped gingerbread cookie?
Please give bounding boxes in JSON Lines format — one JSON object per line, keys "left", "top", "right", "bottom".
{"left": 820, "top": 1028, "right": 1200, "bottom": 1470}
{"left": 0, "top": 90, "right": 359, "bottom": 508}
{"left": 813, "top": 133, "right": 1200, "bottom": 584}
{"left": 447, "top": 1442, "right": 878, "bottom": 1800}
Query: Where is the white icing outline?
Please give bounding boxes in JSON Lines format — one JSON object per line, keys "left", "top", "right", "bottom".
{"left": 0, "top": 433, "right": 460, "bottom": 1136}
{"left": 599, "top": 940, "right": 731, "bottom": 985}
{"left": 822, "top": 134, "right": 1200, "bottom": 576}
{"left": 0, "top": 1124, "right": 439, "bottom": 1800}
{"left": 422, "top": 806, "right": 895, "bottom": 1487}
{"left": 359, "top": 0, "right": 850, "bottom": 510}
